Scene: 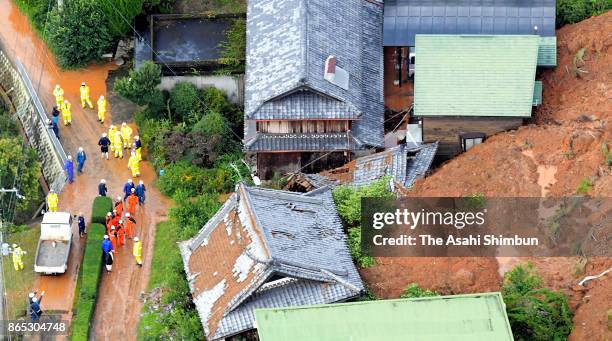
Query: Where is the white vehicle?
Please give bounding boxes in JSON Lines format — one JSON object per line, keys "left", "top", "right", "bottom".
{"left": 34, "top": 212, "right": 73, "bottom": 274}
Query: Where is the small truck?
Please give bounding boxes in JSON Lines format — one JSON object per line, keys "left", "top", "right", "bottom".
{"left": 34, "top": 212, "right": 73, "bottom": 275}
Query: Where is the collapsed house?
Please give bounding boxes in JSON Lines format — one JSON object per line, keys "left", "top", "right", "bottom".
{"left": 255, "top": 292, "right": 514, "bottom": 341}
{"left": 286, "top": 142, "right": 438, "bottom": 192}
{"left": 243, "top": 0, "right": 385, "bottom": 179}
{"left": 179, "top": 183, "right": 364, "bottom": 340}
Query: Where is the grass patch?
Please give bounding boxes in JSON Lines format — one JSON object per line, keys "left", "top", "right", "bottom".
{"left": 400, "top": 283, "right": 439, "bottom": 299}
{"left": 91, "top": 196, "right": 113, "bottom": 224}
{"left": 2, "top": 226, "right": 39, "bottom": 319}
{"left": 602, "top": 142, "right": 612, "bottom": 167}
{"left": 576, "top": 178, "right": 593, "bottom": 194}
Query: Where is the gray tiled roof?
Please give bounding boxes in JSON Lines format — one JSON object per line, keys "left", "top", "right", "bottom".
{"left": 179, "top": 183, "right": 363, "bottom": 340}
{"left": 245, "top": 0, "right": 384, "bottom": 150}
{"left": 404, "top": 141, "right": 439, "bottom": 188}
{"left": 248, "top": 90, "right": 361, "bottom": 120}
{"left": 383, "top": 0, "right": 556, "bottom": 46}
{"left": 244, "top": 133, "right": 354, "bottom": 152}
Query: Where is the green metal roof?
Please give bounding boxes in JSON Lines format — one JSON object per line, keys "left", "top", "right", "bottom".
{"left": 414, "top": 35, "right": 539, "bottom": 118}
{"left": 255, "top": 292, "right": 514, "bottom": 341}
{"left": 538, "top": 37, "right": 557, "bottom": 67}
{"left": 533, "top": 81, "right": 543, "bottom": 106}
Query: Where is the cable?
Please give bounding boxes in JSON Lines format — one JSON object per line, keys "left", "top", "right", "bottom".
{"left": 97, "top": 0, "right": 245, "bottom": 144}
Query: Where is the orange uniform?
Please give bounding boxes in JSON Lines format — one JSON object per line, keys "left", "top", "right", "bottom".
{"left": 125, "top": 217, "right": 136, "bottom": 239}
{"left": 127, "top": 194, "right": 138, "bottom": 215}
{"left": 115, "top": 201, "right": 124, "bottom": 217}
{"left": 107, "top": 216, "right": 120, "bottom": 235}
{"left": 109, "top": 232, "right": 118, "bottom": 251}
{"left": 117, "top": 225, "right": 125, "bottom": 246}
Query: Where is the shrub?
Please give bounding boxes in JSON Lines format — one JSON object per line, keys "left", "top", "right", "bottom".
{"left": 557, "top": 0, "right": 612, "bottom": 26}
{"left": 347, "top": 227, "right": 375, "bottom": 268}
{"left": 576, "top": 178, "right": 593, "bottom": 194}
{"left": 400, "top": 283, "right": 439, "bottom": 299}
{"left": 46, "top": 0, "right": 113, "bottom": 68}
{"left": 70, "top": 223, "right": 105, "bottom": 340}
{"left": 170, "top": 82, "right": 201, "bottom": 122}
{"left": 13, "top": 0, "right": 53, "bottom": 35}
{"left": 91, "top": 196, "right": 113, "bottom": 224}
{"left": 332, "top": 177, "right": 394, "bottom": 228}
{"left": 114, "top": 61, "right": 162, "bottom": 107}
{"left": 502, "top": 263, "right": 573, "bottom": 341}
{"left": 192, "top": 110, "right": 228, "bottom": 137}
{"left": 169, "top": 191, "right": 221, "bottom": 239}
{"left": 157, "top": 161, "right": 209, "bottom": 197}
{"left": 218, "top": 19, "right": 246, "bottom": 74}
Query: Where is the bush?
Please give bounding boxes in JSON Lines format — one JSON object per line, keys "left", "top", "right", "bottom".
{"left": 91, "top": 196, "right": 113, "bottom": 224}
{"left": 114, "top": 61, "right": 162, "bottom": 107}
{"left": 557, "top": 0, "right": 612, "bottom": 26}
{"left": 13, "top": 0, "right": 53, "bottom": 35}
{"left": 218, "top": 19, "right": 246, "bottom": 74}
{"left": 70, "top": 223, "right": 105, "bottom": 340}
{"left": 192, "top": 110, "right": 228, "bottom": 137}
{"left": 332, "top": 177, "right": 394, "bottom": 228}
{"left": 347, "top": 227, "right": 375, "bottom": 268}
{"left": 158, "top": 161, "right": 209, "bottom": 197}
{"left": 576, "top": 178, "right": 593, "bottom": 194}
{"left": 169, "top": 191, "right": 221, "bottom": 239}
{"left": 170, "top": 82, "right": 201, "bottom": 122}
{"left": 502, "top": 263, "right": 573, "bottom": 341}
{"left": 400, "top": 283, "right": 439, "bottom": 299}
{"left": 46, "top": 0, "right": 113, "bottom": 68}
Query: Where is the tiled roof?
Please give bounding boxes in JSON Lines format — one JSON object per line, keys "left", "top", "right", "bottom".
{"left": 179, "top": 183, "right": 363, "bottom": 340}
{"left": 244, "top": 133, "right": 354, "bottom": 152}
{"left": 383, "top": 0, "right": 556, "bottom": 46}
{"left": 321, "top": 142, "right": 438, "bottom": 190}
{"left": 247, "top": 90, "right": 361, "bottom": 120}
{"left": 245, "top": 0, "right": 384, "bottom": 149}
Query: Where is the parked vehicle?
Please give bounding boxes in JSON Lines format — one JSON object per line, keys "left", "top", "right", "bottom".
{"left": 34, "top": 212, "right": 73, "bottom": 275}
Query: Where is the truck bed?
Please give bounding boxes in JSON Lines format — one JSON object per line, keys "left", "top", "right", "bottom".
{"left": 35, "top": 239, "right": 70, "bottom": 272}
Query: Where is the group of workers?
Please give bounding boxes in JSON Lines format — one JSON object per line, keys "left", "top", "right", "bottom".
{"left": 52, "top": 83, "right": 107, "bottom": 126}
{"left": 100, "top": 178, "right": 146, "bottom": 272}
{"left": 98, "top": 122, "right": 142, "bottom": 177}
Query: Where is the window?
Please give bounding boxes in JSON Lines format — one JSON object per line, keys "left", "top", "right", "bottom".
{"left": 459, "top": 132, "right": 486, "bottom": 152}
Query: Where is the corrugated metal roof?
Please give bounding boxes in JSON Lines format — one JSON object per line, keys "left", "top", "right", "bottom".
{"left": 383, "top": 0, "right": 556, "bottom": 46}
{"left": 533, "top": 81, "right": 543, "bottom": 106}
{"left": 414, "top": 34, "right": 539, "bottom": 118}
{"left": 255, "top": 292, "right": 514, "bottom": 341}
{"left": 244, "top": 133, "right": 354, "bottom": 152}
{"left": 538, "top": 36, "right": 557, "bottom": 66}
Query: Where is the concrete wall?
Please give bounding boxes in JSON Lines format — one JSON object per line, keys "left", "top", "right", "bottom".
{"left": 0, "top": 50, "right": 67, "bottom": 193}
{"left": 159, "top": 74, "right": 244, "bottom": 105}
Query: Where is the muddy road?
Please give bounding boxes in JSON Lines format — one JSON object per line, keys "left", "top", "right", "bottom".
{"left": 0, "top": 1, "right": 170, "bottom": 339}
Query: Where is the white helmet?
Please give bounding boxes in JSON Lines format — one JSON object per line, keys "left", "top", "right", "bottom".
{"left": 55, "top": 84, "right": 60, "bottom": 89}
{"left": 125, "top": 213, "right": 130, "bottom": 217}
{"left": 106, "top": 212, "right": 112, "bottom": 217}
{"left": 78, "top": 147, "right": 84, "bottom": 152}
{"left": 12, "top": 243, "right": 17, "bottom": 248}
{"left": 67, "top": 155, "right": 72, "bottom": 160}
{"left": 29, "top": 292, "right": 35, "bottom": 298}
{"left": 32, "top": 297, "right": 38, "bottom": 303}
{"left": 131, "top": 188, "right": 135, "bottom": 192}
{"left": 81, "top": 82, "right": 86, "bottom": 86}
{"left": 100, "top": 95, "right": 104, "bottom": 99}
{"left": 134, "top": 237, "right": 139, "bottom": 242}
{"left": 139, "top": 180, "right": 144, "bottom": 185}
{"left": 104, "top": 235, "right": 109, "bottom": 239}
{"left": 102, "top": 133, "right": 107, "bottom": 137}
{"left": 101, "top": 179, "right": 106, "bottom": 183}
{"left": 128, "top": 179, "right": 133, "bottom": 183}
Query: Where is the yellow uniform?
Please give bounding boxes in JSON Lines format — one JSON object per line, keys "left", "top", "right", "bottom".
{"left": 97, "top": 97, "right": 106, "bottom": 123}
{"left": 47, "top": 192, "right": 58, "bottom": 212}
{"left": 108, "top": 126, "right": 117, "bottom": 152}
{"left": 113, "top": 130, "right": 123, "bottom": 158}
{"left": 133, "top": 240, "right": 142, "bottom": 265}
{"left": 53, "top": 86, "right": 64, "bottom": 107}
{"left": 120, "top": 124, "right": 133, "bottom": 148}
{"left": 80, "top": 85, "right": 93, "bottom": 109}
{"left": 12, "top": 246, "right": 25, "bottom": 271}
{"left": 128, "top": 153, "right": 140, "bottom": 177}
{"left": 61, "top": 101, "right": 72, "bottom": 125}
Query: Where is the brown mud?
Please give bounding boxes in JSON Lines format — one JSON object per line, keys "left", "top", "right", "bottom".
{"left": 0, "top": 1, "right": 170, "bottom": 339}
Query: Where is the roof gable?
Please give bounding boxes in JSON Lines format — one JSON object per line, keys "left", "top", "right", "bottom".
{"left": 414, "top": 34, "right": 539, "bottom": 118}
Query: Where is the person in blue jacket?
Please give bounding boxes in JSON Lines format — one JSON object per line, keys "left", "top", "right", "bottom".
{"left": 98, "top": 179, "right": 107, "bottom": 197}
{"left": 64, "top": 155, "right": 74, "bottom": 183}
{"left": 123, "top": 179, "right": 134, "bottom": 200}
{"left": 76, "top": 147, "right": 87, "bottom": 174}
{"left": 101, "top": 235, "right": 114, "bottom": 256}
{"left": 135, "top": 180, "right": 146, "bottom": 205}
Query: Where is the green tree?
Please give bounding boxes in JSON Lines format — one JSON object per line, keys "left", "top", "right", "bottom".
{"left": 46, "top": 0, "right": 113, "bottom": 68}
{"left": 99, "top": 0, "right": 144, "bottom": 38}
{"left": 0, "top": 137, "right": 41, "bottom": 223}
{"left": 502, "top": 263, "right": 573, "bottom": 341}
{"left": 170, "top": 82, "right": 201, "bottom": 122}
{"left": 115, "top": 61, "right": 162, "bottom": 106}
{"left": 557, "top": 0, "right": 612, "bottom": 26}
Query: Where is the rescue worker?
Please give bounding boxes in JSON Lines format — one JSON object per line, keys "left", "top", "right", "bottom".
{"left": 61, "top": 100, "right": 72, "bottom": 125}
{"left": 133, "top": 237, "right": 142, "bottom": 266}
{"left": 51, "top": 106, "right": 60, "bottom": 126}
{"left": 117, "top": 221, "right": 125, "bottom": 247}
{"left": 64, "top": 155, "right": 74, "bottom": 183}
{"left": 98, "top": 179, "right": 108, "bottom": 196}
{"left": 114, "top": 196, "right": 124, "bottom": 217}
{"left": 105, "top": 249, "right": 114, "bottom": 272}
{"left": 128, "top": 151, "right": 140, "bottom": 177}
{"left": 97, "top": 95, "right": 106, "bottom": 124}
{"left": 48, "top": 119, "right": 59, "bottom": 139}
{"left": 127, "top": 189, "right": 138, "bottom": 215}
{"left": 102, "top": 235, "right": 113, "bottom": 256}
{"left": 133, "top": 135, "right": 142, "bottom": 161}
{"left": 79, "top": 82, "right": 93, "bottom": 109}
{"left": 113, "top": 129, "right": 123, "bottom": 158}
{"left": 120, "top": 122, "right": 133, "bottom": 149}
{"left": 123, "top": 179, "right": 134, "bottom": 200}
{"left": 108, "top": 125, "right": 117, "bottom": 152}
{"left": 47, "top": 189, "right": 58, "bottom": 212}
{"left": 109, "top": 211, "right": 121, "bottom": 234}
{"left": 98, "top": 133, "right": 111, "bottom": 160}
{"left": 53, "top": 84, "right": 64, "bottom": 107}
{"left": 30, "top": 296, "right": 43, "bottom": 321}
{"left": 109, "top": 227, "right": 118, "bottom": 251}
{"left": 105, "top": 212, "right": 113, "bottom": 232}
{"left": 125, "top": 213, "right": 136, "bottom": 239}
{"left": 76, "top": 147, "right": 87, "bottom": 174}
{"left": 135, "top": 180, "right": 146, "bottom": 205}
{"left": 12, "top": 243, "right": 26, "bottom": 271}
{"left": 77, "top": 212, "right": 86, "bottom": 238}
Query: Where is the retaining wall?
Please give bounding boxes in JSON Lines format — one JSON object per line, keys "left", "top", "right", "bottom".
{"left": 159, "top": 74, "right": 245, "bottom": 105}
{"left": 0, "top": 50, "right": 67, "bottom": 193}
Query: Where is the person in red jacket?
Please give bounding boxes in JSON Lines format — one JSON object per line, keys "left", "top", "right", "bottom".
{"left": 114, "top": 196, "right": 124, "bottom": 217}
{"left": 109, "top": 226, "right": 118, "bottom": 252}
{"left": 125, "top": 213, "right": 136, "bottom": 239}
{"left": 116, "top": 221, "right": 125, "bottom": 247}
{"left": 127, "top": 189, "right": 138, "bottom": 215}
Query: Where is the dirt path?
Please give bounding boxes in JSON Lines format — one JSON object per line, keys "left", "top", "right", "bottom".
{"left": 0, "top": 1, "right": 169, "bottom": 339}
